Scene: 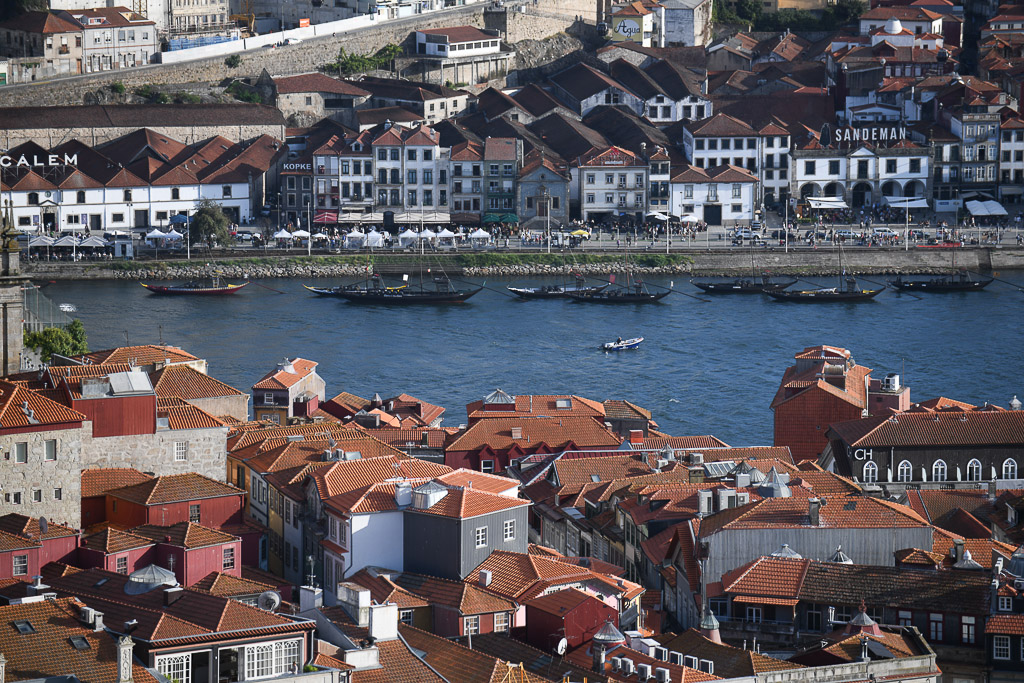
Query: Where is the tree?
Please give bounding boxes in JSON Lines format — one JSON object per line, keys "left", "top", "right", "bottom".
{"left": 735, "top": 0, "right": 762, "bottom": 22}
{"left": 25, "top": 322, "right": 87, "bottom": 363}
{"left": 190, "top": 198, "right": 233, "bottom": 247}
{"left": 67, "top": 319, "right": 88, "bottom": 355}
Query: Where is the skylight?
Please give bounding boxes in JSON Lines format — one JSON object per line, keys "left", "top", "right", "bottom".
{"left": 13, "top": 620, "right": 36, "bottom": 634}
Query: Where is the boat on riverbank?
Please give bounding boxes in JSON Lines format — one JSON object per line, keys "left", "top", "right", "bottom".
{"left": 889, "top": 268, "right": 993, "bottom": 292}
{"left": 141, "top": 278, "right": 248, "bottom": 295}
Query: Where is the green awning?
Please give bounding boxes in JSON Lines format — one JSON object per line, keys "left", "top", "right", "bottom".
{"left": 501, "top": 213, "right": 519, "bottom": 223}
{"left": 482, "top": 214, "right": 502, "bottom": 224}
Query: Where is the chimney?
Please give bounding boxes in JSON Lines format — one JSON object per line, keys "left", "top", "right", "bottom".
{"left": 593, "top": 643, "right": 607, "bottom": 673}
{"left": 26, "top": 576, "right": 49, "bottom": 596}
{"left": 92, "top": 611, "right": 105, "bottom": 632}
{"left": 299, "top": 584, "right": 324, "bottom": 612}
{"left": 117, "top": 635, "right": 134, "bottom": 683}
{"left": 394, "top": 482, "right": 412, "bottom": 507}
{"left": 479, "top": 569, "right": 492, "bottom": 587}
{"left": 629, "top": 430, "right": 644, "bottom": 446}
{"left": 953, "top": 538, "right": 965, "bottom": 562}
{"left": 163, "top": 587, "right": 184, "bottom": 607}
{"left": 859, "top": 636, "right": 869, "bottom": 662}
{"left": 809, "top": 497, "right": 821, "bottom": 526}
{"left": 511, "top": 427, "right": 523, "bottom": 439}
{"left": 368, "top": 603, "right": 398, "bottom": 642}
{"left": 697, "top": 490, "right": 713, "bottom": 517}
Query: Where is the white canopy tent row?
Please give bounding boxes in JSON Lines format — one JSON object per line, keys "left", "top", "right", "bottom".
{"left": 273, "top": 229, "right": 293, "bottom": 239}
{"left": 365, "top": 230, "right": 385, "bottom": 248}
{"left": 398, "top": 229, "right": 419, "bottom": 247}
{"left": 966, "top": 199, "right": 1008, "bottom": 216}
{"left": 28, "top": 236, "right": 54, "bottom": 247}
{"left": 470, "top": 228, "right": 490, "bottom": 239}
{"left": 807, "top": 197, "right": 849, "bottom": 209}
{"left": 52, "top": 235, "right": 80, "bottom": 247}
{"left": 165, "top": 230, "right": 184, "bottom": 240}
{"left": 345, "top": 230, "right": 365, "bottom": 249}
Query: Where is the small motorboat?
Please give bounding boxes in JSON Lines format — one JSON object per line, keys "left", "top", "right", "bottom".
{"left": 603, "top": 337, "right": 643, "bottom": 351}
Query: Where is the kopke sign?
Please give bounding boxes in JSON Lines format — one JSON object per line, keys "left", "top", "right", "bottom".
{"left": 829, "top": 125, "right": 909, "bottom": 145}
{"left": 0, "top": 153, "right": 79, "bottom": 168}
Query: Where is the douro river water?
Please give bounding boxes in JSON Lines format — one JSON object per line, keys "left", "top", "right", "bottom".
{"left": 45, "top": 272, "right": 1024, "bottom": 446}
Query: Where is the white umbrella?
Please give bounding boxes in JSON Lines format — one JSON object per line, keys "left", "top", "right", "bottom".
{"left": 29, "top": 236, "right": 54, "bottom": 247}
{"left": 273, "top": 229, "right": 293, "bottom": 239}
{"left": 165, "top": 229, "right": 184, "bottom": 240}
{"left": 312, "top": 232, "right": 329, "bottom": 239}
{"left": 291, "top": 229, "right": 311, "bottom": 238}
{"left": 470, "top": 228, "right": 490, "bottom": 239}
{"left": 677, "top": 214, "right": 701, "bottom": 223}
{"left": 418, "top": 229, "right": 437, "bottom": 240}
{"left": 53, "top": 235, "right": 80, "bottom": 247}
{"left": 647, "top": 212, "right": 669, "bottom": 221}
{"left": 346, "top": 229, "right": 365, "bottom": 238}
{"left": 436, "top": 228, "right": 456, "bottom": 239}
{"left": 145, "top": 229, "right": 167, "bottom": 239}
{"left": 79, "top": 236, "right": 108, "bottom": 248}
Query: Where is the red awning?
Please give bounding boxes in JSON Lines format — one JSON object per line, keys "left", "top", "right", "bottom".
{"left": 314, "top": 210, "right": 338, "bottom": 223}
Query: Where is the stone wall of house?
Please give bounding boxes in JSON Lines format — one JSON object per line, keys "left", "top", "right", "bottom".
{"left": 0, "top": 121, "right": 286, "bottom": 150}
{"left": 0, "top": 425, "right": 84, "bottom": 528}
{"left": 81, "top": 426, "right": 228, "bottom": 481}
{"left": 187, "top": 395, "right": 251, "bottom": 423}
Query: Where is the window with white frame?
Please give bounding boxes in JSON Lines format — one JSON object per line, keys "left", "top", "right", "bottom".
{"left": 932, "top": 460, "right": 947, "bottom": 482}
{"left": 898, "top": 610, "right": 912, "bottom": 627}
{"left": 897, "top": 460, "right": 913, "bottom": 482}
{"left": 503, "top": 519, "right": 515, "bottom": 542}
{"left": 962, "top": 616, "right": 976, "bottom": 644}
{"left": 481, "top": 460, "right": 494, "bottom": 473}
{"left": 157, "top": 653, "right": 192, "bottom": 683}
{"left": 245, "top": 640, "right": 302, "bottom": 680}
{"left": 995, "top": 635, "right": 1011, "bottom": 660}
{"left": 1004, "top": 459, "right": 1018, "bottom": 480}
{"left": 223, "top": 547, "right": 235, "bottom": 570}
{"left": 745, "top": 606, "right": 762, "bottom": 623}
{"left": 174, "top": 441, "right": 188, "bottom": 462}
{"left": 862, "top": 461, "right": 878, "bottom": 483}
{"left": 14, "top": 442, "right": 27, "bottom": 464}
{"left": 44, "top": 440, "right": 56, "bottom": 461}
{"left": 464, "top": 616, "right": 480, "bottom": 635}
{"left": 399, "top": 609, "right": 413, "bottom": 625}
{"left": 930, "top": 613, "right": 943, "bottom": 640}
{"left": 967, "top": 459, "right": 982, "bottom": 481}
{"left": 13, "top": 555, "right": 28, "bottom": 576}
{"left": 116, "top": 556, "right": 128, "bottom": 574}
{"left": 1000, "top": 596, "right": 1013, "bottom": 611}
{"left": 189, "top": 504, "right": 200, "bottom": 524}
{"left": 494, "top": 612, "right": 509, "bottom": 632}
{"left": 475, "top": 527, "right": 487, "bottom": 548}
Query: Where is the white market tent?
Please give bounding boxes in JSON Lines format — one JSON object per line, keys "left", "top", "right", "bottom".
{"left": 345, "top": 230, "right": 365, "bottom": 249}
{"left": 366, "top": 230, "right": 385, "bottom": 248}
{"left": 807, "top": 197, "right": 849, "bottom": 209}
{"left": 79, "top": 236, "right": 108, "bottom": 248}
{"left": 436, "top": 228, "right": 456, "bottom": 239}
{"left": 966, "top": 199, "right": 1008, "bottom": 216}
{"left": 273, "top": 229, "right": 293, "bottom": 239}
{"left": 29, "top": 235, "right": 53, "bottom": 247}
{"left": 883, "top": 196, "right": 929, "bottom": 209}
{"left": 53, "top": 235, "right": 80, "bottom": 247}
{"left": 145, "top": 229, "right": 168, "bottom": 240}
{"left": 165, "top": 230, "right": 184, "bottom": 240}
{"left": 418, "top": 229, "right": 437, "bottom": 240}
{"left": 470, "top": 228, "right": 490, "bottom": 239}
{"left": 291, "top": 229, "right": 311, "bottom": 238}
{"left": 398, "top": 229, "right": 418, "bottom": 247}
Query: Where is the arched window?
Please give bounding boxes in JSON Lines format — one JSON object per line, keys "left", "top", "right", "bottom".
{"left": 967, "top": 458, "right": 983, "bottom": 481}
{"left": 932, "top": 460, "right": 947, "bottom": 482}
{"left": 76, "top": 190, "right": 86, "bottom": 203}
{"left": 27, "top": 192, "right": 39, "bottom": 206}
{"left": 897, "top": 460, "right": 913, "bottom": 482}
{"left": 1003, "top": 459, "right": 1018, "bottom": 480}
{"left": 862, "top": 461, "right": 878, "bottom": 483}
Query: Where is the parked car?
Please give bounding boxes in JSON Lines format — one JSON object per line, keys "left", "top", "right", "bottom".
{"left": 835, "top": 229, "right": 861, "bottom": 240}
{"left": 908, "top": 229, "right": 927, "bottom": 240}
{"left": 873, "top": 227, "right": 899, "bottom": 238}
{"left": 735, "top": 229, "right": 764, "bottom": 240}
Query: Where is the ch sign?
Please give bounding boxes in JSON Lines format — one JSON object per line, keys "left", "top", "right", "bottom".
{"left": 0, "top": 153, "right": 78, "bottom": 168}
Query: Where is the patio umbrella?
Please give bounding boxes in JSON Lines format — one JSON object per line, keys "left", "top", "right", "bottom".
{"left": 678, "top": 214, "right": 701, "bottom": 223}
{"left": 482, "top": 214, "right": 502, "bottom": 224}
{"left": 79, "top": 236, "right": 108, "bottom": 248}
{"left": 291, "top": 229, "right": 311, "bottom": 238}
{"left": 570, "top": 229, "right": 590, "bottom": 237}
{"left": 500, "top": 213, "right": 519, "bottom": 224}
{"left": 53, "top": 235, "right": 80, "bottom": 247}
{"left": 646, "top": 212, "right": 669, "bottom": 221}
{"left": 29, "top": 236, "right": 54, "bottom": 247}
{"left": 169, "top": 214, "right": 189, "bottom": 224}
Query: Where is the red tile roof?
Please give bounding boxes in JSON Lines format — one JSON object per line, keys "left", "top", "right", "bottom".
{"left": 81, "top": 468, "right": 153, "bottom": 498}
{"left": 699, "top": 495, "right": 929, "bottom": 534}
{"left": 447, "top": 416, "right": 621, "bottom": 453}
{"left": 466, "top": 394, "right": 606, "bottom": 421}
{"left": 0, "top": 513, "right": 77, "bottom": 540}
{"left": 150, "top": 364, "right": 245, "bottom": 400}
{"left": 412, "top": 487, "right": 531, "bottom": 519}
{"left": 829, "top": 409, "right": 1024, "bottom": 448}
{"left": 0, "top": 598, "right": 161, "bottom": 683}
{"left": 391, "top": 572, "right": 516, "bottom": 614}
{"left": 74, "top": 344, "right": 199, "bottom": 366}
{"left": 82, "top": 527, "right": 154, "bottom": 553}
{"left": 0, "top": 379, "right": 86, "bottom": 430}
{"left": 987, "top": 614, "right": 1024, "bottom": 635}
{"left": 192, "top": 571, "right": 276, "bottom": 597}
{"left": 274, "top": 73, "right": 370, "bottom": 97}
{"left": 397, "top": 625, "right": 520, "bottom": 683}
{"left": 252, "top": 358, "right": 318, "bottom": 390}
{"left": 158, "top": 398, "right": 226, "bottom": 430}
{"left": 108, "top": 472, "right": 243, "bottom": 505}
{"left": 132, "top": 522, "right": 238, "bottom": 549}
{"left": 418, "top": 26, "right": 498, "bottom": 43}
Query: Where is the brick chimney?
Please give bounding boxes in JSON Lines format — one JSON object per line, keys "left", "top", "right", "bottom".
{"left": 808, "top": 498, "right": 821, "bottom": 526}
{"left": 629, "top": 430, "right": 644, "bottom": 446}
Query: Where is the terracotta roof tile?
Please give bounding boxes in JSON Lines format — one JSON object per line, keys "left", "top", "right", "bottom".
{"left": 82, "top": 528, "right": 154, "bottom": 554}
{"left": 447, "top": 416, "right": 622, "bottom": 454}
{"left": 654, "top": 629, "right": 803, "bottom": 677}
{"left": 0, "top": 379, "right": 86, "bottom": 430}
{"left": 157, "top": 398, "right": 226, "bottom": 430}
{"left": 412, "top": 487, "right": 530, "bottom": 519}
{"left": 81, "top": 468, "right": 153, "bottom": 499}
{"left": 132, "top": 522, "right": 238, "bottom": 549}
{"left": 391, "top": 571, "right": 516, "bottom": 614}
{"left": 0, "top": 597, "right": 161, "bottom": 683}
{"left": 987, "top": 614, "right": 1024, "bottom": 635}
{"left": 150, "top": 365, "right": 245, "bottom": 400}
{"left": 74, "top": 344, "right": 199, "bottom": 366}
{"left": 252, "top": 358, "right": 318, "bottom": 390}
{"left": 830, "top": 409, "right": 1024, "bottom": 448}
{"left": 108, "top": 472, "right": 243, "bottom": 505}
{"left": 191, "top": 571, "right": 276, "bottom": 597}
{"left": 398, "top": 625, "right": 526, "bottom": 683}
{"left": 274, "top": 73, "right": 370, "bottom": 97}
{"left": 0, "top": 513, "right": 77, "bottom": 540}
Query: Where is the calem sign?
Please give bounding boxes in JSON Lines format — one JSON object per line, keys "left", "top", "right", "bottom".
{"left": 0, "top": 153, "right": 79, "bottom": 168}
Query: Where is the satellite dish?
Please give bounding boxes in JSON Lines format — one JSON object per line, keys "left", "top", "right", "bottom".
{"left": 38, "top": 517, "right": 48, "bottom": 535}
{"left": 555, "top": 637, "right": 568, "bottom": 656}
{"left": 258, "top": 590, "right": 282, "bottom": 612}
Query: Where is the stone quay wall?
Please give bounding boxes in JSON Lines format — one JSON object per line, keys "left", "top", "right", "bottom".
{"left": 20, "top": 247, "right": 1024, "bottom": 280}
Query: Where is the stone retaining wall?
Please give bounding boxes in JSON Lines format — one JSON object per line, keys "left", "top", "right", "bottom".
{"left": 21, "top": 247, "right": 1024, "bottom": 280}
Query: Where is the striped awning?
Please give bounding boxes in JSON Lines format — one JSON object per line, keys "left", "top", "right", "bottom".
{"left": 314, "top": 210, "right": 338, "bottom": 223}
